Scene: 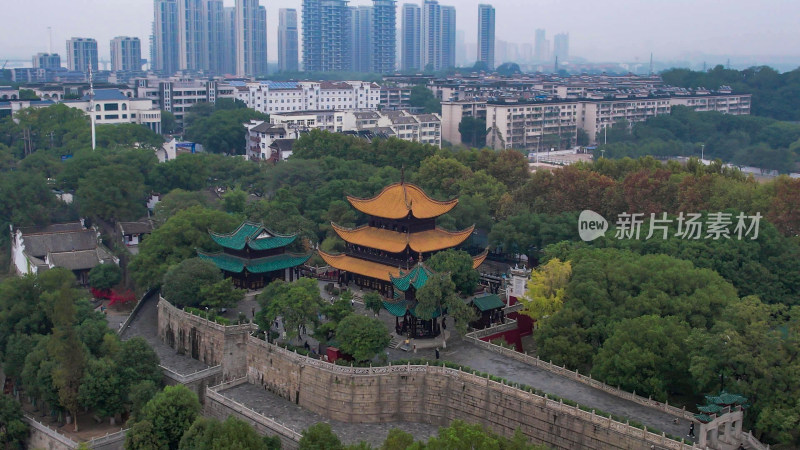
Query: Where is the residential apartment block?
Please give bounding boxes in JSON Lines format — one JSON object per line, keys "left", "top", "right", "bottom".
{"left": 477, "top": 4, "right": 495, "bottom": 70}
{"left": 268, "top": 109, "right": 441, "bottom": 147}
{"left": 66, "top": 38, "right": 98, "bottom": 73}
{"left": 134, "top": 75, "right": 235, "bottom": 123}
{"left": 232, "top": 81, "right": 381, "bottom": 114}
{"left": 110, "top": 37, "right": 142, "bottom": 72}
{"left": 440, "top": 75, "right": 751, "bottom": 151}
{"left": 278, "top": 8, "right": 299, "bottom": 72}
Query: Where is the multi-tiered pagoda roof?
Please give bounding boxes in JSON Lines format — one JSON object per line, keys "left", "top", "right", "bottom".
{"left": 319, "top": 182, "right": 486, "bottom": 288}
{"left": 198, "top": 221, "right": 312, "bottom": 290}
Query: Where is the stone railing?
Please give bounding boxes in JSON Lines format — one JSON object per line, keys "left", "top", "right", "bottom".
{"left": 161, "top": 364, "right": 223, "bottom": 385}
{"left": 207, "top": 378, "right": 303, "bottom": 443}
{"left": 158, "top": 296, "right": 258, "bottom": 334}
{"left": 743, "top": 431, "right": 770, "bottom": 450}
{"left": 246, "top": 335, "right": 701, "bottom": 450}
{"left": 467, "top": 319, "right": 518, "bottom": 340}
{"left": 86, "top": 428, "right": 128, "bottom": 449}
{"left": 24, "top": 414, "right": 78, "bottom": 448}
{"left": 464, "top": 327, "right": 696, "bottom": 421}
{"left": 503, "top": 302, "right": 525, "bottom": 314}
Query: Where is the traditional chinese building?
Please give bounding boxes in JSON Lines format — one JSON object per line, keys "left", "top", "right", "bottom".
{"left": 319, "top": 181, "right": 487, "bottom": 337}
{"left": 198, "top": 222, "right": 312, "bottom": 290}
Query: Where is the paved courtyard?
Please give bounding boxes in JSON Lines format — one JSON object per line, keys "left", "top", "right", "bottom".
{"left": 219, "top": 383, "right": 440, "bottom": 447}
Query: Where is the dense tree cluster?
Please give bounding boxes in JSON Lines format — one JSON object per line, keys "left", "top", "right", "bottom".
{"left": 534, "top": 247, "right": 800, "bottom": 445}
{"left": 661, "top": 65, "right": 800, "bottom": 121}
{"left": 597, "top": 105, "right": 800, "bottom": 172}
{"left": 184, "top": 99, "right": 268, "bottom": 154}
{"left": 0, "top": 270, "right": 162, "bottom": 431}
{"left": 4, "top": 99, "right": 800, "bottom": 446}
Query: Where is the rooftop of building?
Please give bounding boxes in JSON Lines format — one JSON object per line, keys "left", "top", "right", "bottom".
{"left": 346, "top": 182, "right": 458, "bottom": 220}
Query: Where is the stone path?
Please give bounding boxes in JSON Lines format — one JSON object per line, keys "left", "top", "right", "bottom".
{"left": 220, "top": 383, "right": 440, "bottom": 447}
{"left": 120, "top": 294, "right": 210, "bottom": 374}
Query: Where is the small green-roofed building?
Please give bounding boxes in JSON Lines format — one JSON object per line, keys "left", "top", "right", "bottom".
{"left": 471, "top": 293, "right": 507, "bottom": 329}
{"left": 388, "top": 262, "right": 444, "bottom": 339}
{"left": 472, "top": 294, "right": 505, "bottom": 311}
{"left": 199, "top": 221, "right": 311, "bottom": 290}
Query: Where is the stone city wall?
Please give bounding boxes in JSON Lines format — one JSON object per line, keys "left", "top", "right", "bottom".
{"left": 204, "top": 378, "right": 301, "bottom": 450}
{"left": 243, "top": 336, "right": 697, "bottom": 450}
{"left": 157, "top": 297, "right": 255, "bottom": 379}
{"left": 159, "top": 298, "right": 698, "bottom": 449}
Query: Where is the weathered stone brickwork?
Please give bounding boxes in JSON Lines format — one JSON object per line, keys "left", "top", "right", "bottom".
{"left": 157, "top": 298, "right": 255, "bottom": 379}
{"left": 243, "top": 336, "right": 689, "bottom": 450}
{"left": 159, "top": 298, "right": 692, "bottom": 450}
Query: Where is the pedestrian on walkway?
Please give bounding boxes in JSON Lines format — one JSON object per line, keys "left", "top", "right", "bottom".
{"left": 688, "top": 422, "right": 695, "bottom": 438}
{"left": 435, "top": 348, "right": 440, "bottom": 359}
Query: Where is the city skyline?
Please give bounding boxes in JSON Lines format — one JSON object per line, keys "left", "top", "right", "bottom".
{"left": 2, "top": 0, "right": 800, "bottom": 69}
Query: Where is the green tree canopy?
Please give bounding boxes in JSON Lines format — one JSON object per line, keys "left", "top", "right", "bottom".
{"left": 153, "top": 189, "right": 211, "bottom": 225}
{"left": 535, "top": 248, "right": 740, "bottom": 396}
{"left": 458, "top": 116, "right": 487, "bottom": 148}
{"left": 0, "top": 395, "right": 29, "bottom": 450}
{"left": 179, "top": 416, "right": 277, "bottom": 450}
{"left": 76, "top": 164, "right": 148, "bottom": 222}
{"left": 363, "top": 291, "right": 383, "bottom": 316}
{"left": 161, "top": 258, "right": 223, "bottom": 308}
{"left": 426, "top": 250, "right": 480, "bottom": 295}
{"left": 335, "top": 315, "right": 390, "bottom": 361}
{"left": 415, "top": 274, "right": 475, "bottom": 334}
{"left": 185, "top": 107, "right": 267, "bottom": 154}
{"left": 88, "top": 263, "right": 122, "bottom": 291}
{"left": 134, "top": 385, "right": 201, "bottom": 450}
{"left": 256, "top": 278, "right": 325, "bottom": 340}
{"left": 129, "top": 206, "right": 240, "bottom": 289}
{"left": 519, "top": 258, "right": 571, "bottom": 322}
{"left": 409, "top": 85, "right": 441, "bottom": 114}
{"left": 299, "top": 423, "right": 342, "bottom": 450}
{"left": 78, "top": 357, "right": 126, "bottom": 420}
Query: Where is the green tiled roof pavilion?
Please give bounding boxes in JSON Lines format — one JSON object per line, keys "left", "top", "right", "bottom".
{"left": 210, "top": 221, "right": 297, "bottom": 251}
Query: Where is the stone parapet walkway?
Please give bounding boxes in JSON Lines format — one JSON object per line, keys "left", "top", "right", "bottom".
{"left": 120, "top": 294, "right": 210, "bottom": 375}
{"left": 219, "top": 383, "right": 439, "bottom": 447}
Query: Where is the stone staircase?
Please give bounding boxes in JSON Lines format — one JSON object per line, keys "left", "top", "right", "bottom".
{"left": 388, "top": 334, "right": 402, "bottom": 349}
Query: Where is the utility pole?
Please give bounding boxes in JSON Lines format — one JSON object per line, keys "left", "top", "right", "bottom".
{"left": 701, "top": 144, "right": 705, "bottom": 161}
{"left": 88, "top": 65, "right": 96, "bottom": 150}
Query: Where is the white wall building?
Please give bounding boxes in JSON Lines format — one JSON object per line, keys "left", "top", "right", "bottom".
{"left": 268, "top": 109, "right": 441, "bottom": 147}
{"left": 11, "top": 222, "right": 118, "bottom": 286}
{"left": 63, "top": 88, "right": 162, "bottom": 134}
{"left": 157, "top": 138, "right": 204, "bottom": 162}
{"left": 244, "top": 120, "right": 299, "bottom": 161}
{"left": 443, "top": 92, "right": 752, "bottom": 150}
{"left": 134, "top": 76, "right": 235, "bottom": 123}
{"left": 233, "top": 80, "right": 381, "bottom": 114}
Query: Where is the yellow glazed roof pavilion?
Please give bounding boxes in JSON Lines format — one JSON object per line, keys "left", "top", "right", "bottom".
{"left": 331, "top": 223, "right": 474, "bottom": 254}
{"left": 346, "top": 182, "right": 458, "bottom": 219}
{"left": 318, "top": 251, "right": 401, "bottom": 282}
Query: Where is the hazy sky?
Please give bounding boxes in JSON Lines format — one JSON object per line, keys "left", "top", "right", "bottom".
{"left": 2, "top": 0, "right": 799, "bottom": 65}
